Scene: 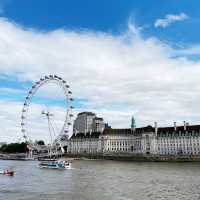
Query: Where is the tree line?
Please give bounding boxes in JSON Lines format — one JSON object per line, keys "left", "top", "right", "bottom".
{"left": 0, "top": 142, "right": 28, "bottom": 153}
{"left": 0, "top": 140, "right": 45, "bottom": 153}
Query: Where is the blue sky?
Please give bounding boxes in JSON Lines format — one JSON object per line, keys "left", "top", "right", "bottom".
{"left": 1, "top": 0, "right": 200, "bottom": 141}
{"left": 1, "top": 0, "right": 199, "bottom": 44}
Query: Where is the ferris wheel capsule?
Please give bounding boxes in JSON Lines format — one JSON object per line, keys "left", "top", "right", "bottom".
{"left": 65, "top": 85, "right": 70, "bottom": 88}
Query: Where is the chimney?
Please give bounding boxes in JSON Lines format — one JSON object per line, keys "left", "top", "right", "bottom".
{"left": 174, "top": 122, "right": 177, "bottom": 131}
{"left": 154, "top": 122, "right": 158, "bottom": 136}
{"left": 184, "top": 121, "right": 186, "bottom": 131}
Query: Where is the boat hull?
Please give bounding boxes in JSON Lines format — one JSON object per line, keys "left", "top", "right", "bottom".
{"left": 39, "top": 160, "right": 71, "bottom": 170}
{"left": 39, "top": 165, "right": 71, "bottom": 169}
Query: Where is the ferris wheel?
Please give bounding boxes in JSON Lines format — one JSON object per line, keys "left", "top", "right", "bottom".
{"left": 21, "top": 75, "right": 73, "bottom": 155}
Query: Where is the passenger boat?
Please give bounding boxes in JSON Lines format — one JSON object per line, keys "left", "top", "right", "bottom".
{"left": 39, "top": 160, "right": 71, "bottom": 169}
{"left": 0, "top": 169, "right": 15, "bottom": 176}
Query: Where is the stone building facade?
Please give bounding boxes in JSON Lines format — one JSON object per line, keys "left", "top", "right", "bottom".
{"left": 66, "top": 122, "right": 200, "bottom": 156}
{"left": 69, "top": 132, "right": 101, "bottom": 154}
{"left": 157, "top": 124, "right": 200, "bottom": 155}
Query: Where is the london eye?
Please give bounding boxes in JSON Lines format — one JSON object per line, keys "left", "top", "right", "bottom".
{"left": 21, "top": 75, "right": 73, "bottom": 157}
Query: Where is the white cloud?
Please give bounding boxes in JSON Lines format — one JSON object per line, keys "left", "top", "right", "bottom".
{"left": 0, "top": 18, "right": 200, "bottom": 142}
{"left": 0, "top": 87, "right": 24, "bottom": 95}
{"left": 154, "top": 13, "right": 188, "bottom": 28}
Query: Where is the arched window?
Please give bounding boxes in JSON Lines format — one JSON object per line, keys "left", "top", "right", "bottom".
{"left": 131, "top": 146, "right": 134, "bottom": 152}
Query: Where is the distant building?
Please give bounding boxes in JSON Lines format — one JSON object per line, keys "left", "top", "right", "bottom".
{"left": 101, "top": 128, "right": 134, "bottom": 153}
{"left": 69, "top": 112, "right": 105, "bottom": 154}
{"left": 156, "top": 122, "right": 200, "bottom": 155}
{"left": 70, "top": 132, "right": 101, "bottom": 154}
{"left": 101, "top": 125, "right": 156, "bottom": 154}
{"left": 73, "top": 112, "right": 105, "bottom": 134}
{"left": 73, "top": 112, "right": 96, "bottom": 134}
{"left": 67, "top": 118, "right": 200, "bottom": 156}
{"left": 105, "top": 123, "right": 111, "bottom": 129}
{"left": 101, "top": 122, "right": 200, "bottom": 155}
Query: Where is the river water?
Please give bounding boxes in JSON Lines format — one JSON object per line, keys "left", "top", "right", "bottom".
{"left": 0, "top": 159, "right": 200, "bottom": 200}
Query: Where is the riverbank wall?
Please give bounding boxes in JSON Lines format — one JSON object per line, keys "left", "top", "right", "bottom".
{"left": 0, "top": 153, "right": 29, "bottom": 160}
{"left": 65, "top": 153, "right": 200, "bottom": 162}
{"left": 2, "top": 152, "right": 200, "bottom": 162}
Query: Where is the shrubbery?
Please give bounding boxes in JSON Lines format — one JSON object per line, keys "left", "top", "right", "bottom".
{"left": 0, "top": 142, "right": 28, "bottom": 153}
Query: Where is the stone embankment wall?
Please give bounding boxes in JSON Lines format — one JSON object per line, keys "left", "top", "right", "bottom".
{"left": 65, "top": 153, "right": 200, "bottom": 162}
{"left": 0, "top": 153, "right": 27, "bottom": 160}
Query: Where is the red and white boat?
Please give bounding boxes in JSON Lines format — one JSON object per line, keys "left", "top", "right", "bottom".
{"left": 0, "top": 169, "right": 15, "bottom": 176}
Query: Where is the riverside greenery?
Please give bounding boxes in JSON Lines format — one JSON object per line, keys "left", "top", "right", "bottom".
{"left": 0, "top": 142, "right": 28, "bottom": 153}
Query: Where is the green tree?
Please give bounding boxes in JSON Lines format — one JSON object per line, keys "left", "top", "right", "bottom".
{"left": 0, "top": 142, "right": 28, "bottom": 153}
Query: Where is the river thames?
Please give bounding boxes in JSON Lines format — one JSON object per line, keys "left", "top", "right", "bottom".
{"left": 0, "top": 159, "right": 200, "bottom": 200}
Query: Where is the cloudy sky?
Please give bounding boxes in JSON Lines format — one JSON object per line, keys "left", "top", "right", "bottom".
{"left": 1, "top": 0, "right": 200, "bottom": 142}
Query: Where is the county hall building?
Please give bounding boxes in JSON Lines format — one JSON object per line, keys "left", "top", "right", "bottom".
{"left": 67, "top": 112, "right": 200, "bottom": 156}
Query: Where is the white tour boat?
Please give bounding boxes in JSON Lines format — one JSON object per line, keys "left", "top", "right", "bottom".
{"left": 39, "top": 160, "right": 71, "bottom": 170}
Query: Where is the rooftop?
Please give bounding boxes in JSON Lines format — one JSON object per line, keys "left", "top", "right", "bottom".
{"left": 94, "top": 117, "right": 103, "bottom": 121}
{"left": 102, "top": 124, "right": 200, "bottom": 135}
{"left": 70, "top": 131, "right": 101, "bottom": 139}
{"left": 77, "top": 112, "right": 96, "bottom": 116}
